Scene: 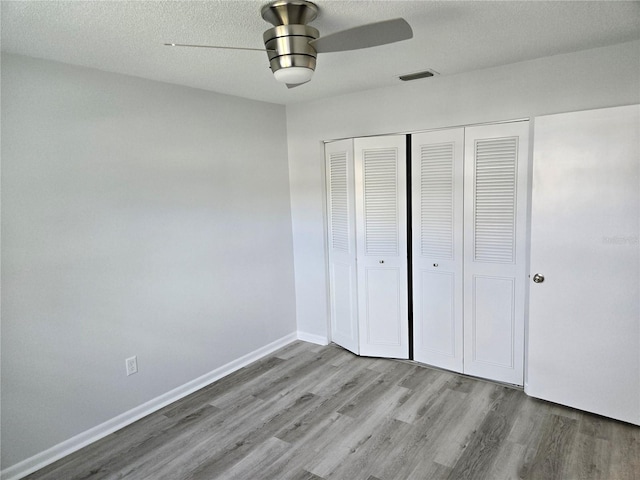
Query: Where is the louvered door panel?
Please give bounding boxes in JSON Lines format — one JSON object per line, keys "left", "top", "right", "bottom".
{"left": 325, "top": 139, "right": 359, "bottom": 354}
{"left": 412, "top": 129, "right": 464, "bottom": 372}
{"left": 421, "top": 142, "right": 455, "bottom": 259}
{"left": 463, "top": 122, "right": 529, "bottom": 385}
{"left": 355, "top": 135, "right": 408, "bottom": 359}
{"left": 363, "top": 149, "right": 399, "bottom": 256}
{"left": 474, "top": 137, "right": 518, "bottom": 263}
{"left": 329, "top": 151, "right": 349, "bottom": 252}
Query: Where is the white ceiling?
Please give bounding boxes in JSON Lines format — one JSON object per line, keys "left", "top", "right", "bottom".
{"left": 2, "top": 1, "right": 639, "bottom": 105}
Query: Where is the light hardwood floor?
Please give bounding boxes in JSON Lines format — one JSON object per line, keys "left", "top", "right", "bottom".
{"left": 26, "top": 341, "right": 639, "bottom": 479}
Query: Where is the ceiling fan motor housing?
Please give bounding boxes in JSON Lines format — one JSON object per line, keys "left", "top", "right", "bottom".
{"left": 261, "top": 1, "right": 319, "bottom": 78}
{"left": 263, "top": 24, "right": 318, "bottom": 74}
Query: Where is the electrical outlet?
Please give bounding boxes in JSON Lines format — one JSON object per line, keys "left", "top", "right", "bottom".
{"left": 126, "top": 356, "right": 138, "bottom": 376}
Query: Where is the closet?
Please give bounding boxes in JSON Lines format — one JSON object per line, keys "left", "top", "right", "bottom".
{"left": 325, "top": 122, "right": 529, "bottom": 385}
{"left": 326, "top": 107, "right": 639, "bottom": 423}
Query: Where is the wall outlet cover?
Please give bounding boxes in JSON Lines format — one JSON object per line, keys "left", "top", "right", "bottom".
{"left": 126, "top": 356, "right": 138, "bottom": 376}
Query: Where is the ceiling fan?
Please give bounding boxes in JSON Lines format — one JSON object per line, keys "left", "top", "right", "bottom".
{"left": 165, "top": 0, "right": 413, "bottom": 88}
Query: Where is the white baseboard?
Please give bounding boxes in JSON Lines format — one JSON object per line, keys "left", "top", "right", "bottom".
{"left": 1, "top": 332, "right": 298, "bottom": 480}
{"left": 297, "top": 330, "right": 329, "bottom": 346}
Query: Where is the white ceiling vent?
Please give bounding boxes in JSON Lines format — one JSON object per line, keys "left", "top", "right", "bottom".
{"left": 398, "top": 69, "right": 439, "bottom": 81}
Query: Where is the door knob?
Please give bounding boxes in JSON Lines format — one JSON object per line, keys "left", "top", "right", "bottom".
{"left": 379, "top": 260, "right": 384, "bottom": 264}
{"left": 532, "top": 273, "right": 545, "bottom": 283}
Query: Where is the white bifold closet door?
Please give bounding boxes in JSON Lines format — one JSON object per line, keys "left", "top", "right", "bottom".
{"left": 412, "top": 128, "right": 464, "bottom": 372}
{"left": 325, "top": 135, "right": 408, "bottom": 359}
{"left": 412, "top": 122, "right": 528, "bottom": 385}
{"left": 325, "top": 139, "right": 359, "bottom": 355}
{"left": 462, "top": 122, "right": 529, "bottom": 386}
{"left": 354, "top": 135, "right": 408, "bottom": 359}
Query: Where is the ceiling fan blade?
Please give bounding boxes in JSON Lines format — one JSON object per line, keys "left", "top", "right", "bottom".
{"left": 164, "top": 43, "right": 274, "bottom": 52}
{"left": 286, "top": 81, "right": 310, "bottom": 89}
{"left": 309, "top": 18, "right": 412, "bottom": 54}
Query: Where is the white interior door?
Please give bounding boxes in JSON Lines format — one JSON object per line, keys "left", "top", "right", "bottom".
{"left": 412, "top": 129, "right": 464, "bottom": 372}
{"left": 325, "top": 139, "right": 359, "bottom": 354}
{"left": 354, "top": 135, "right": 408, "bottom": 359}
{"left": 527, "top": 105, "right": 640, "bottom": 425}
{"left": 463, "top": 122, "right": 529, "bottom": 386}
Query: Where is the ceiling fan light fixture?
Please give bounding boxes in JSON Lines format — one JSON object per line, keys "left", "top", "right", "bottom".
{"left": 273, "top": 66, "right": 314, "bottom": 84}
{"left": 263, "top": 23, "right": 318, "bottom": 85}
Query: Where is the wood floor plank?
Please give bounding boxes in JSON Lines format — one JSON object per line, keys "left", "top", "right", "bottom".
{"left": 275, "top": 340, "right": 323, "bottom": 360}
{"left": 209, "top": 345, "right": 337, "bottom": 408}
{"left": 113, "top": 404, "right": 234, "bottom": 479}
{"left": 265, "top": 364, "right": 412, "bottom": 479}
{"left": 325, "top": 418, "right": 413, "bottom": 479}
{"left": 252, "top": 348, "right": 341, "bottom": 400}
{"left": 393, "top": 370, "right": 451, "bottom": 424}
{"left": 305, "top": 385, "right": 413, "bottom": 476}
{"left": 287, "top": 470, "right": 325, "bottom": 480}
{"left": 162, "top": 392, "right": 322, "bottom": 480}
{"left": 307, "top": 353, "right": 374, "bottom": 397}
{"left": 278, "top": 412, "right": 358, "bottom": 480}
{"left": 566, "top": 432, "right": 610, "bottom": 480}
{"left": 396, "top": 361, "right": 440, "bottom": 390}
{"left": 431, "top": 380, "right": 498, "bottom": 467}
{"left": 117, "top": 389, "right": 277, "bottom": 479}
{"left": 69, "top": 404, "right": 223, "bottom": 480}
{"left": 506, "top": 396, "right": 548, "bottom": 446}
{"left": 210, "top": 436, "right": 291, "bottom": 480}
{"left": 406, "top": 460, "right": 451, "bottom": 480}
{"left": 23, "top": 410, "right": 175, "bottom": 479}
{"left": 157, "top": 355, "right": 285, "bottom": 418}
{"left": 605, "top": 418, "right": 640, "bottom": 480}
{"left": 275, "top": 367, "right": 381, "bottom": 444}
{"left": 336, "top": 362, "right": 414, "bottom": 419}
{"left": 397, "top": 389, "right": 472, "bottom": 480}
{"left": 483, "top": 440, "right": 528, "bottom": 480}
{"left": 446, "top": 387, "right": 524, "bottom": 479}
{"left": 24, "top": 341, "right": 640, "bottom": 480}
{"left": 522, "top": 413, "right": 579, "bottom": 480}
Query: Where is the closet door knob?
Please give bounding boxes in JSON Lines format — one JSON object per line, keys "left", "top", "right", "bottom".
{"left": 379, "top": 260, "right": 384, "bottom": 264}
{"left": 533, "top": 273, "right": 545, "bottom": 283}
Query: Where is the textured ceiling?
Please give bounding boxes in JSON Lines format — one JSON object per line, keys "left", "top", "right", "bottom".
{"left": 2, "top": 1, "right": 639, "bottom": 105}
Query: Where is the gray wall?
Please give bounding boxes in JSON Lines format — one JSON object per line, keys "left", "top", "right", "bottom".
{"left": 1, "top": 54, "right": 297, "bottom": 468}
{"left": 286, "top": 40, "right": 640, "bottom": 340}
